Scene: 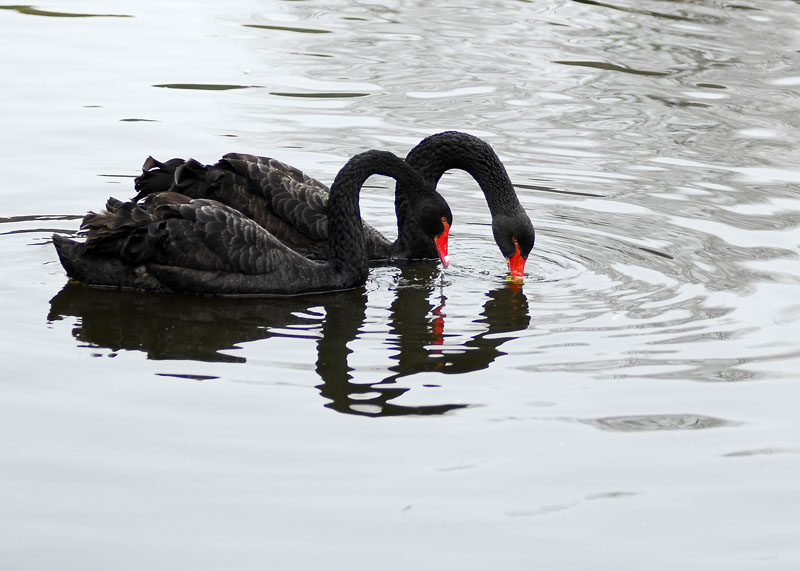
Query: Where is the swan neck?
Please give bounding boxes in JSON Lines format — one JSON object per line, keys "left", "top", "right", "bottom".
{"left": 328, "top": 150, "right": 413, "bottom": 273}
{"left": 406, "top": 132, "right": 522, "bottom": 217}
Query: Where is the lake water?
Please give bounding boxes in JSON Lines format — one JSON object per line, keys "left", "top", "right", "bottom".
{"left": 2, "top": 1, "right": 800, "bottom": 569}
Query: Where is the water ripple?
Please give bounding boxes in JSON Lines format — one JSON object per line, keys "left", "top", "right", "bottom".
{"left": 576, "top": 413, "right": 739, "bottom": 432}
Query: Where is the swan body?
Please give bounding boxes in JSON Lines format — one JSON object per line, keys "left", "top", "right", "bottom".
{"left": 53, "top": 150, "right": 451, "bottom": 296}
{"left": 134, "top": 153, "right": 395, "bottom": 262}
{"left": 134, "top": 131, "right": 534, "bottom": 276}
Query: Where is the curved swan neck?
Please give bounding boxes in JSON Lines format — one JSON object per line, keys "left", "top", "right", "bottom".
{"left": 328, "top": 150, "right": 421, "bottom": 272}
{"left": 405, "top": 131, "right": 523, "bottom": 217}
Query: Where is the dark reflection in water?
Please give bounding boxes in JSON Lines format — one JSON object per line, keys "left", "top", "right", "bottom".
{"left": 569, "top": 0, "right": 714, "bottom": 22}
{"left": 552, "top": 60, "right": 671, "bottom": 77}
{"left": 243, "top": 23, "right": 332, "bottom": 35}
{"left": 0, "top": 5, "right": 132, "bottom": 18}
{"left": 269, "top": 91, "right": 371, "bottom": 98}
{"left": 152, "top": 83, "right": 255, "bottom": 91}
{"left": 47, "top": 283, "right": 320, "bottom": 363}
{"left": 384, "top": 265, "right": 530, "bottom": 381}
{"left": 48, "top": 269, "right": 530, "bottom": 417}
{"left": 0, "top": 214, "right": 83, "bottom": 237}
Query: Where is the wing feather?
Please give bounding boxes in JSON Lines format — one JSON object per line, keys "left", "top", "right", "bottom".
{"left": 134, "top": 153, "right": 392, "bottom": 261}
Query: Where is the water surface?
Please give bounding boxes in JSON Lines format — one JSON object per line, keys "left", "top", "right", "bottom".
{"left": 2, "top": 1, "right": 800, "bottom": 569}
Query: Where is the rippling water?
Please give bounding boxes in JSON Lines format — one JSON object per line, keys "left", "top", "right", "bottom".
{"left": 2, "top": 1, "right": 800, "bottom": 569}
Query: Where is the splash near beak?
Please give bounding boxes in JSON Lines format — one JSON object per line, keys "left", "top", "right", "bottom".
{"left": 434, "top": 218, "right": 450, "bottom": 268}
{"left": 507, "top": 241, "right": 526, "bottom": 281}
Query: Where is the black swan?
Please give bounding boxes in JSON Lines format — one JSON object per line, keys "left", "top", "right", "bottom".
{"left": 402, "top": 132, "right": 534, "bottom": 278}
{"left": 52, "top": 150, "right": 451, "bottom": 296}
{"left": 133, "top": 131, "right": 535, "bottom": 278}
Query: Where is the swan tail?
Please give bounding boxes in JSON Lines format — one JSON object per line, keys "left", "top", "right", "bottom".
{"left": 52, "top": 234, "right": 84, "bottom": 278}
{"left": 52, "top": 233, "right": 157, "bottom": 290}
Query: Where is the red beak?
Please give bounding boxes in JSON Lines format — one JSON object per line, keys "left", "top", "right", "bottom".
{"left": 507, "top": 241, "right": 526, "bottom": 281}
{"left": 434, "top": 218, "right": 450, "bottom": 268}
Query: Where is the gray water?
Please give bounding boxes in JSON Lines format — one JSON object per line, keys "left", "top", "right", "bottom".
{"left": 2, "top": 1, "right": 800, "bottom": 569}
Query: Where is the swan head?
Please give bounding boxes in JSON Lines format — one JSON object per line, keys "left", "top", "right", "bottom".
{"left": 492, "top": 212, "right": 535, "bottom": 281}
{"left": 414, "top": 195, "right": 453, "bottom": 268}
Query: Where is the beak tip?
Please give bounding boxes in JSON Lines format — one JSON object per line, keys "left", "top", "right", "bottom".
{"left": 507, "top": 259, "right": 526, "bottom": 282}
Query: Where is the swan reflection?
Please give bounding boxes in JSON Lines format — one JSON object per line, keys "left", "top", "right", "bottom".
{"left": 48, "top": 267, "right": 529, "bottom": 416}
{"left": 384, "top": 265, "right": 530, "bottom": 381}
{"left": 47, "top": 283, "right": 328, "bottom": 363}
